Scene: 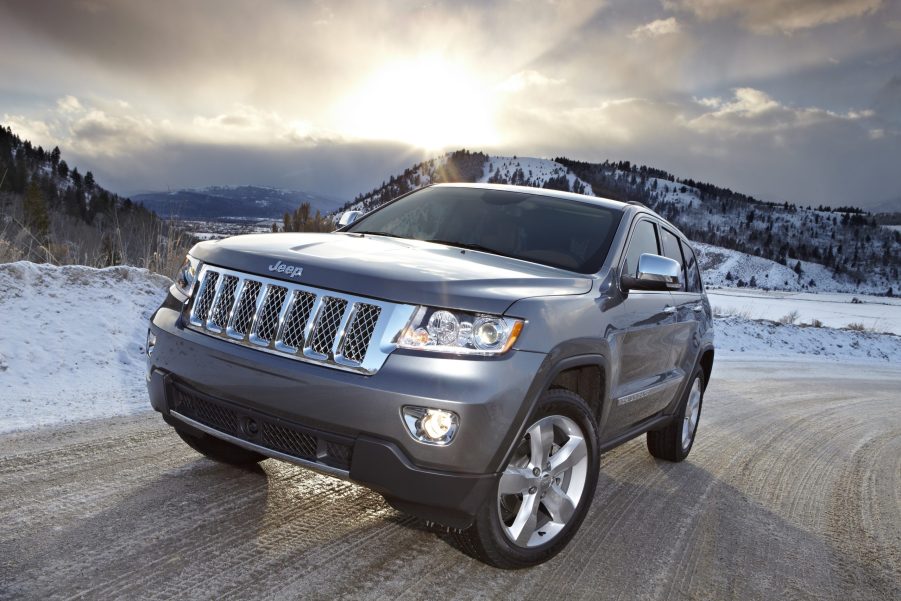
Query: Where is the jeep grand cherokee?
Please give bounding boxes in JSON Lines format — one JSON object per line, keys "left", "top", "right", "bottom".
{"left": 146, "top": 183, "right": 714, "bottom": 568}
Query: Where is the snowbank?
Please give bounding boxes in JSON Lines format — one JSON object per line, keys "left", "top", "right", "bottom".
{"left": 708, "top": 289, "right": 901, "bottom": 335}
{"left": 0, "top": 262, "right": 170, "bottom": 433}
{"left": 715, "top": 316, "right": 901, "bottom": 362}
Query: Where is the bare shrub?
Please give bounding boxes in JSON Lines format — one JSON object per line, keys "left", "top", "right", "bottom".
{"left": 0, "top": 237, "right": 22, "bottom": 262}
{"left": 845, "top": 322, "right": 867, "bottom": 332}
{"left": 808, "top": 318, "right": 824, "bottom": 328}
{"left": 779, "top": 310, "right": 800, "bottom": 325}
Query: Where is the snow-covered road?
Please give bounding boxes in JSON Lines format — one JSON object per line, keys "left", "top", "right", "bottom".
{"left": 1, "top": 359, "right": 898, "bottom": 599}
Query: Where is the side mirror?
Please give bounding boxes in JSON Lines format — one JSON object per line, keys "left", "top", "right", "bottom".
{"left": 337, "top": 210, "right": 363, "bottom": 228}
{"left": 622, "top": 253, "right": 681, "bottom": 291}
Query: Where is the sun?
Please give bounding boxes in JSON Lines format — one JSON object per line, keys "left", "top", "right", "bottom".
{"left": 334, "top": 56, "right": 499, "bottom": 151}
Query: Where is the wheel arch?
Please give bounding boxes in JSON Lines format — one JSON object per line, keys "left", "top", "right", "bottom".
{"left": 491, "top": 353, "right": 611, "bottom": 473}
{"left": 549, "top": 363, "right": 606, "bottom": 427}
{"left": 698, "top": 347, "right": 714, "bottom": 391}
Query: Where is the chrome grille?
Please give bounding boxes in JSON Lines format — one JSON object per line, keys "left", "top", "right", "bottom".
{"left": 253, "top": 285, "right": 287, "bottom": 344}
{"left": 341, "top": 304, "right": 381, "bottom": 363}
{"left": 193, "top": 271, "right": 219, "bottom": 323}
{"left": 229, "top": 280, "right": 261, "bottom": 337}
{"left": 281, "top": 291, "right": 315, "bottom": 350}
{"left": 311, "top": 298, "right": 348, "bottom": 357}
{"left": 211, "top": 275, "right": 238, "bottom": 330}
{"left": 186, "top": 265, "right": 413, "bottom": 374}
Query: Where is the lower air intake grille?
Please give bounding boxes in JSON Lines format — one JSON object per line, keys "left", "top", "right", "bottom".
{"left": 170, "top": 383, "right": 354, "bottom": 470}
{"left": 262, "top": 422, "right": 318, "bottom": 459}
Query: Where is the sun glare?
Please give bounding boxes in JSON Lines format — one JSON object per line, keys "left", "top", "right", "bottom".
{"left": 335, "top": 56, "right": 498, "bottom": 150}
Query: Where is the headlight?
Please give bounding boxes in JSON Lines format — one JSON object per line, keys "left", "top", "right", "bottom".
{"left": 174, "top": 255, "right": 200, "bottom": 297}
{"left": 397, "top": 307, "right": 523, "bottom": 355}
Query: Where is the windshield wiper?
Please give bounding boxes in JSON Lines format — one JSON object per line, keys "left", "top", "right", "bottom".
{"left": 348, "top": 231, "right": 409, "bottom": 239}
{"left": 423, "top": 239, "right": 521, "bottom": 261}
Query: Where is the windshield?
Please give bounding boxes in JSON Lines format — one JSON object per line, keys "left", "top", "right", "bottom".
{"left": 345, "top": 186, "right": 623, "bottom": 273}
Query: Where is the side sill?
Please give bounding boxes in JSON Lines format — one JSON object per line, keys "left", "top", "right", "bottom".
{"left": 598, "top": 414, "right": 673, "bottom": 454}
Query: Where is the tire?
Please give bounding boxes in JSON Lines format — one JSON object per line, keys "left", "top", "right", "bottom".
{"left": 647, "top": 366, "right": 704, "bottom": 462}
{"left": 452, "top": 389, "right": 600, "bottom": 569}
{"left": 175, "top": 427, "right": 265, "bottom": 466}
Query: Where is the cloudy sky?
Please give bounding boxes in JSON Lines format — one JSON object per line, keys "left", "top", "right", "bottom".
{"left": 1, "top": 0, "right": 899, "bottom": 209}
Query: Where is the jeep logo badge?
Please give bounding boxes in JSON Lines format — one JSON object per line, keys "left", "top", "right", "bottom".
{"left": 268, "top": 260, "right": 303, "bottom": 279}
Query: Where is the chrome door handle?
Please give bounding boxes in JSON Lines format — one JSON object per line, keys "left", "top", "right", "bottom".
{"left": 663, "top": 306, "right": 677, "bottom": 314}
{"left": 692, "top": 304, "right": 704, "bottom": 312}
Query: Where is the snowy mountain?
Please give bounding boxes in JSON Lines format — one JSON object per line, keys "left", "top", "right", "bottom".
{"left": 133, "top": 185, "right": 344, "bottom": 220}
{"left": 340, "top": 151, "right": 900, "bottom": 295}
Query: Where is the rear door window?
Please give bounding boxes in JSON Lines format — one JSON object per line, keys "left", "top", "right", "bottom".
{"left": 622, "top": 219, "right": 659, "bottom": 278}
{"left": 659, "top": 227, "right": 686, "bottom": 292}
{"left": 680, "top": 240, "right": 703, "bottom": 293}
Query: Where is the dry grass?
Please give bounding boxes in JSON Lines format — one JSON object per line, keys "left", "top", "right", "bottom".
{"left": 713, "top": 305, "right": 752, "bottom": 319}
{"left": 1, "top": 200, "right": 192, "bottom": 277}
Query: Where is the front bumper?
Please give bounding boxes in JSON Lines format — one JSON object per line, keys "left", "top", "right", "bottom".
{"left": 147, "top": 299, "right": 547, "bottom": 527}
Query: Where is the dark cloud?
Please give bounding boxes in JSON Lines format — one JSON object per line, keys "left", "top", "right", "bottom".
{"left": 73, "top": 139, "right": 428, "bottom": 201}
{"left": 663, "top": 0, "right": 884, "bottom": 33}
{"left": 1, "top": 0, "right": 900, "bottom": 209}
{"left": 873, "top": 75, "right": 901, "bottom": 124}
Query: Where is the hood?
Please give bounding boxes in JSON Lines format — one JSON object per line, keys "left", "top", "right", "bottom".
{"left": 190, "top": 232, "right": 593, "bottom": 314}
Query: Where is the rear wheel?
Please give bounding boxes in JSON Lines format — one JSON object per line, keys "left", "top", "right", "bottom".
{"left": 175, "top": 428, "right": 265, "bottom": 466}
{"left": 647, "top": 367, "right": 704, "bottom": 462}
{"left": 453, "top": 389, "right": 599, "bottom": 569}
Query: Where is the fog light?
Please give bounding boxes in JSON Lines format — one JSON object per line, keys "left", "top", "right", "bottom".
{"left": 402, "top": 406, "right": 459, "bottom": 445}
{"left": 146, "top": 329, "right": 157, "bottom": 356}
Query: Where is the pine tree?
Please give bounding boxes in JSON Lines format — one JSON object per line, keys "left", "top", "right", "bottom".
{"left": 50, "top": 146, "right": 60, "bottom": 169}
{"left": 84, "top": 171, "right": 95, "bottom": 190}
{"left": 58, "top": 160, "right": 69, "bottom": 179}
{"left": 23, "top": 180, "right": 50, "bottom": 239}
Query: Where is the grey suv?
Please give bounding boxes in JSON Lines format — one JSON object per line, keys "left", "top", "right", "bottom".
{"left": 146, "top": 183, "right": 714, "bottom": 568}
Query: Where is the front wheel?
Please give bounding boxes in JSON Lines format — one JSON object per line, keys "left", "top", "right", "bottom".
{"left": 452, "top": 389, "right": 600, "bottom": 569}
{"left": 647, "top": 367, "right": 704, "bottom": 462}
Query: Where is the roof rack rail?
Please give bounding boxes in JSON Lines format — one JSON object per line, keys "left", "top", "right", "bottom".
{"left": 626, "top": 201, "right": 649, "bottom": 209}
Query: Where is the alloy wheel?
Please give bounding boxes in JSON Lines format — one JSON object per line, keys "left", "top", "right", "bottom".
{"left": 497, "top": 415, "right": 589, "bottom": 548}
{"left": 681, "top": 377, "right": 702, "bottom": 451}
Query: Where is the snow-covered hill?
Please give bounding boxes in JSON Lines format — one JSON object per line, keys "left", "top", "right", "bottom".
{"left": 2, "top": 261, "right": 900, "bottom": 433}
{"left": 339, "top": 151, "right": 900, "bottom": 295}
{"left": 695, "top": 243, "right": 892, "bottom": 294}
{"left": 480, "top": 155, "right": 593, "bottom": 194}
